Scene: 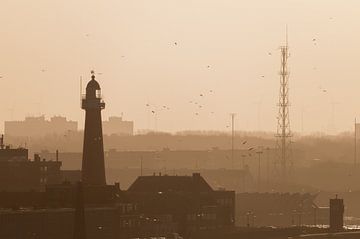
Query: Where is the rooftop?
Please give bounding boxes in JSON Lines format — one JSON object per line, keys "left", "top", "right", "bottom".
{"left": 128, "top": 173, "right": 213, "bottom": 193}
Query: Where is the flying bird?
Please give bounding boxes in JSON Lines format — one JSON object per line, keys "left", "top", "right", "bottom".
{"left": 248, "top": 147, "right": 254, "bottom": 151}
{"left": 242, "top": 141, "right": 247, "bottom": 145}
{"left": 200, "top": 94, "right": 204, "bottom": 97}
{"left": 174, "top": 42, "right": 178, "bottom": 46}
{"left": 151, "top": 110, "right": 155, "bottom": 114}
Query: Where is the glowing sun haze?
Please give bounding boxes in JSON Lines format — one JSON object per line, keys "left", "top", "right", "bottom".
{"left": 1, "top": 0, "right": 360, "bottom": 134}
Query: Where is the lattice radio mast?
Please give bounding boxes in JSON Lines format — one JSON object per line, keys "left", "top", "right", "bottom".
{"left": 275, "top": 29, "right": 292, "bottom": 179}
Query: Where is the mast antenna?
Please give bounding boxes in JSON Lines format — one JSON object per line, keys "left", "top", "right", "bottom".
{"left": 275, "top": 28, "right": 293, "bottom": 180}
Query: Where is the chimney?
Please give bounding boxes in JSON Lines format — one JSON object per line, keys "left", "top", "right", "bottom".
{"left": 34, "top": 154, "right": 41, "bottom": 162}
{"left": 56, "top": 150, "right": 59, "bottom": 162}
{"left": 330, "top": 195, "right": 344, "bottom": 232}
{"left": 0, "top": 134, "right": 4, "bottom": 150}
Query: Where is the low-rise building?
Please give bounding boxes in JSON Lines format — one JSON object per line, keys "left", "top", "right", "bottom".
{"left": 126, "top": 173, "right": 235, "bottom": 237}
{"left": 102, "top": 116, "right": 134, "bottom": 136}
{"left": 0, "top": 139, "right": 62, "bottom": 191}
{"left": 5, "top": 116, "right": 77, "bottom": 138}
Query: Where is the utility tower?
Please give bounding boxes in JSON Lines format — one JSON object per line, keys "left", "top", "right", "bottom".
{"left": 275, "top": 32, "right": 292, "bottom": 180}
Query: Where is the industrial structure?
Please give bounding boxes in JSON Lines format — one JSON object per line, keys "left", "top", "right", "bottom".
{"left": 329, "top": 195, "right": 344, "bottom": 232}
{"left": 275, "top": 33, "right": 293, "bottom": 180}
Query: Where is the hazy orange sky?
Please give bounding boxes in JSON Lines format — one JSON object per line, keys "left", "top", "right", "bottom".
{"left": 1, "top": 0, "right": 360, "bottom": 134}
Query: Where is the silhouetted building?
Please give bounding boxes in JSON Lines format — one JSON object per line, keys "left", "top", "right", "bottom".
{"left": 0, "top": 206, "right": 123, "bottom": 239}
{"left": 103, "top": 116, "right": 134, "bottom": 136}
{"left": 0, "top": 141, "right": 62, "bottom": 191}
{"left": 0, "top": 137, "right": 28, "bottom": 161}
{"left": 126, "top": 173, "right": 235, "bottom": 236}
{"left": 5, "top": 115, "right": 77, "bottom": 138}
{"left": 81, "top": 71, "right": 106, "bottom": 185}
{"left": 236, "top": 193, "right": 328, "bottom": 227}
{"left": 0, "top": 181, "right": 178, "bottom": 239}
{"left": 329, "top": 195, "right": 344, "bottom": 232}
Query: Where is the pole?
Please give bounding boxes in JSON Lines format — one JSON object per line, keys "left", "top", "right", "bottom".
{"left": 241, "top": 155, "right": 246, "bottom": 192}
{"left": 266, "top": 147, "right": 270, "bottom": 184}
{"left": 246, "top": 212, "right": 250, "bottom": 227}
{"left": 140, "top": 156, "right": 143, "bottom": 176}
{"left": 257, "top": 150, "right": 263, "bottom": 191}
{"left": 258, "top": 153, "right": 261, "bottom": 187}
{"left": 355, "top": 118, "right": 357, "bottom": 168}
{"left": 79, "top": 76, "right": 83, "bottom": 108}
{"left": 230, "top": 113, "right": 236, "bottom": 169}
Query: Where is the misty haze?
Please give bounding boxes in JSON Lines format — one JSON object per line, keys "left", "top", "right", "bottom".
{"left": 1, "top": 1, "right": 360, "bottom": 239}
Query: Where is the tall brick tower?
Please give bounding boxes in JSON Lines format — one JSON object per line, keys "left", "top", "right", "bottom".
{"left": 81, "top": 71, "right": 106, "bottom": 185}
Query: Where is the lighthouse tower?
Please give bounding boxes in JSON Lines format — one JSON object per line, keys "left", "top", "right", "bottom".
{"left": 81, "top": 71, "right": 106, "bottom": 185}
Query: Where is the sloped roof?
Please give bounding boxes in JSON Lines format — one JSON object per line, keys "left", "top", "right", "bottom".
{"left": 128, "top": 173, "right": 213, "bottom": 193}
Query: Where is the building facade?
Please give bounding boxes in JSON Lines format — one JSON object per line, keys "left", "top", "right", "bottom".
{"left": 0, "top": 143, "right": 62, "bottom": 191}
{"left": 126, "top": 173, "right": 235, "bottom": 237}
{"left": 4, "top": 116, "right": 77, "bottom": 138}
{"left": 103, "top": 116, "right": 134, "bottom": 136}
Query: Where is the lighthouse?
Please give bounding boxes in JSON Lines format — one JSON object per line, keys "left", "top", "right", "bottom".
{"left": 81, "top": 71, "right": 106, "bottom": 185}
